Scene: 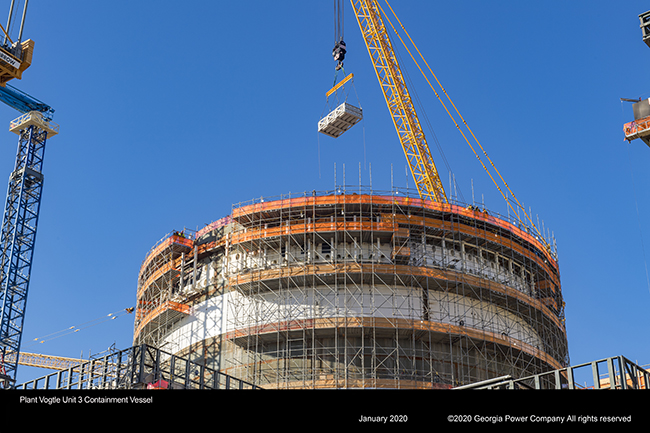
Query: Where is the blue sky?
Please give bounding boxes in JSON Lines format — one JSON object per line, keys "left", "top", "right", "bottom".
{"left": 3, "top": 0, "right": 650, "bottom": 385}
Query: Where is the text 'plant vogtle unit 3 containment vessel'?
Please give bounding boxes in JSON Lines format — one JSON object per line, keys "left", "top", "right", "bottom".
{"left": 133, "top": 188, "right": 568, "bottom": 389}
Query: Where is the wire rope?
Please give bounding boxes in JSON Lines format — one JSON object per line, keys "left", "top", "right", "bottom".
{"left": 334, "top": 0, "right": 344, "bottom": 43}
{"left": 387, "top": 22, "right": 465, "bottom": 204}
{"left": 620, "top": 100, "right": 650, "bottom": 297}
{"left": 626, "top": 141, "right": 650, "bottom": 297}
{"left": 381, "top": 0, "right": 548, "bottom": 249}
{"left": 20, "top": 307, "right": 135, "bottom": 350}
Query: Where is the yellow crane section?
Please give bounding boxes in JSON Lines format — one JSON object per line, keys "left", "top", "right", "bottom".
{"left": 346, "top": 1, "right": 553, "bottom": 255}
{"left": 5, "top": 352, "right": 84, "bottom": 371}
{"left": 0, "top": 0, "right": 35, "bottom": 87}
{"left": 350, "top": 0, "right": 447, "bottom": 203}
{"left": 0, "top": 38, "right": 33, "bottom": 86}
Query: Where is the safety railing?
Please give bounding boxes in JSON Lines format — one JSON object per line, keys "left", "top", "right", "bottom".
{"left": 15, "top": 344, "right": 262, "bottom": 390}
{"left": 9, "top": 110, "right": 59, "bottom": 136}
{"left": 230, "top": 186, "right": 559, "bottom": 261}
{"left": 453, "top": 355, "right": 649, "bottom": 390}
{"left": 624, "top": 117, "right": 650, "bottom": 141}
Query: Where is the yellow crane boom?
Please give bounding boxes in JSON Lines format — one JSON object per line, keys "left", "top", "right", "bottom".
{"left": 350, "top": 0, "right": 447, "bottom": 203}
{"left": 347, "top": 1, "right": 553, "bottom": 255}
{"left": 5, "top": 352, "right": 84, "bottom": 371}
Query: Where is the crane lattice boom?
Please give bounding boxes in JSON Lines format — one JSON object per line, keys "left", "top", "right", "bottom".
{"left": 6, "top": 351, "right": 84, "bottom": 371}
{"left": 351, "top": 0, "right": 447, "bottom": 203}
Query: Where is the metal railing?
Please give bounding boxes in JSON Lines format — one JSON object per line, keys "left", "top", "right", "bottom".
{"left": 15, "top": 344, "right": 262, "bottom": 390}
{"left": 453, "top": 355, "right": 649, "bottom": 390}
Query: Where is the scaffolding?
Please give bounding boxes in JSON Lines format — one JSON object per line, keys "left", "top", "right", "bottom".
{"left": 133, "top": 184, "right": 568, "bottom": 389}
{"left": 134, "top": 230, "right": 194, "bottom": 348}
{"left": 134, "top": 220, "right": 234, "bottom": 372}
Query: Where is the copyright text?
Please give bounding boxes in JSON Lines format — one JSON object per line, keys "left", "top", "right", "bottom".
{"left": 447, "top": 414, "right": 632, "bottom": 424}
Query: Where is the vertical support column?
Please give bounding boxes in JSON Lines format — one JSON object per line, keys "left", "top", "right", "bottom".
{"left": 0, "top": 123, "right": 47, "bottom": 388}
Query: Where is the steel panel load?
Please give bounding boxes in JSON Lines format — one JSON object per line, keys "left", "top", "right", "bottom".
{"left": 318, "top": 102, "right": 363, "bottom": 138}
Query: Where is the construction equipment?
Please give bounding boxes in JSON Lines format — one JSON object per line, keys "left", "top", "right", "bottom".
{"left": 0, "top": 83, "right": 53, "bottom": 120}
{"left": 622, "top": 11, "right": 650, "bottom": 146}
{"left": 0, "top": 0, "right": 57, "bottom": 388}
{"left": 623, "top": 97, "right": 650, "bottom": 147}
{"left": 348, "top": 0, "right": 449, "bottom": 203}
{"left": 0, "top": 0, "right": 33, "bottom": 87}
{"left": 325, "top": 1, "right": 553, "bottom": 254}
{"left": 641, "top": 10, "right": 650, "bottom": 48}
{"left": 318, "top": 2, "right": 364, "bottom": 140}
{"left": 8, "top": 342, "right": 121, "bottom": 372}
{"left": 318, "top": 101, "right": 363, "bottom": 138}
{"left": 333, "top": 0, "right": 346, "bottom": 71}
{"left": 319, "top": 0, "right": 446, "bottom": 203}
{"left": 351, "top": 1, "right": 447, "bottom": 203}
{"left": 0, "top": 99, "right": 57, "bottom": 389}
{"left": 7, "top": 351, "right": 85, "bottom": 371}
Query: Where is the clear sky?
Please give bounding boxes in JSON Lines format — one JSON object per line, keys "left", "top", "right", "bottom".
{"left": 3, "top": 0, "right": 650, "bottom": 386}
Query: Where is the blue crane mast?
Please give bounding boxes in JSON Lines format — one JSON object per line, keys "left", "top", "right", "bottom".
{"left": 0, "top": 84, "right": 56, "bottom": 389}
{"left": 0, "top": 0, "right": 57, "bottom": 389}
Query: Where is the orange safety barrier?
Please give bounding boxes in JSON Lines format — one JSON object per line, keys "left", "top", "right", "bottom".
{"left": 225, "top": 210, "right": 559, "bottom": 290}
{"left": 389, "top": 198, "right": 557, "bottom": 266}
{"left": 139, "top": 234, "right": 193, "bottom": 279}
{"left": 229, "top": 220, "right": 398, "bottom": 245}
{"left": 624, "top": 116, "right": 650, "bottom": 141}
{"left": 232, "top": 194, "right": 557, "bottom": 266}
{"left": 227, "top": 262, "right": 565, "bottom": 331}
{"left": 387, "top": 213, "right": 561, "bottom": 288}
{"left": 233, "top": 194, "right": 401, "bottom": 219}
{"left": 195, "top": 238, "right": 224, "bottom": 256}
{"left": 138, "top": 195, "right": 561, "bottom": 301}
{"left": 222, "top": 316, "right": 564, "bottom": 372}
{"left": 137, "top": 261, "right": 181, "bottom": 299}
{"left": 134, "top": 301, "right": 190, "bottom": 339}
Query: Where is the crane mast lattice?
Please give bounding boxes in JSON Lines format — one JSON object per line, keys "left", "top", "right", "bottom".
{"left": 0, "top": 0, "right": 57, "bottom": 388}
{"left": 0, "top": 111, "right": 57, "bottom": 388}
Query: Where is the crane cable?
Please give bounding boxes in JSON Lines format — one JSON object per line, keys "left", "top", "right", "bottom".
{"left": 335, "top": 0, "right": 344, "bottom": 43}
{"left": 388, "top": 21, "right": 465, "bottom": 203}
{"left": 620, "top": 98, "right": 650, "bottom": 297}
{"left": 624, "top": 130, "right": 650, "bottom": 297}
{"left": 380, "top": 0, "right": 549, "bottom": 251}
{"left": 19, "top": 307, "right": 135, "bottom": 351}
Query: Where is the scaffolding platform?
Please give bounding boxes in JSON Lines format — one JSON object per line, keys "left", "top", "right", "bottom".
{"left": 9, "top": 110, "right": 59, "bottom": 137}
{"left": 624, "top": 116, "right": 650, "bottom": 146}
{"left": 318, "top": 102, "right": 363, "bottom": 138}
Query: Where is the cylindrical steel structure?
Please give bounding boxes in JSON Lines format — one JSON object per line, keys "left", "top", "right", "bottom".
{"left": 133, "top": 189, "right": 568, "bottom": 389}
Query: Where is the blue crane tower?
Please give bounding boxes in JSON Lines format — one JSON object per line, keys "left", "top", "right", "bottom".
{"left": 0, "top": 0, "right": 57, "bottom": 389}
{"left": 0, "top": 84, "right": 57, "bottom": 388}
